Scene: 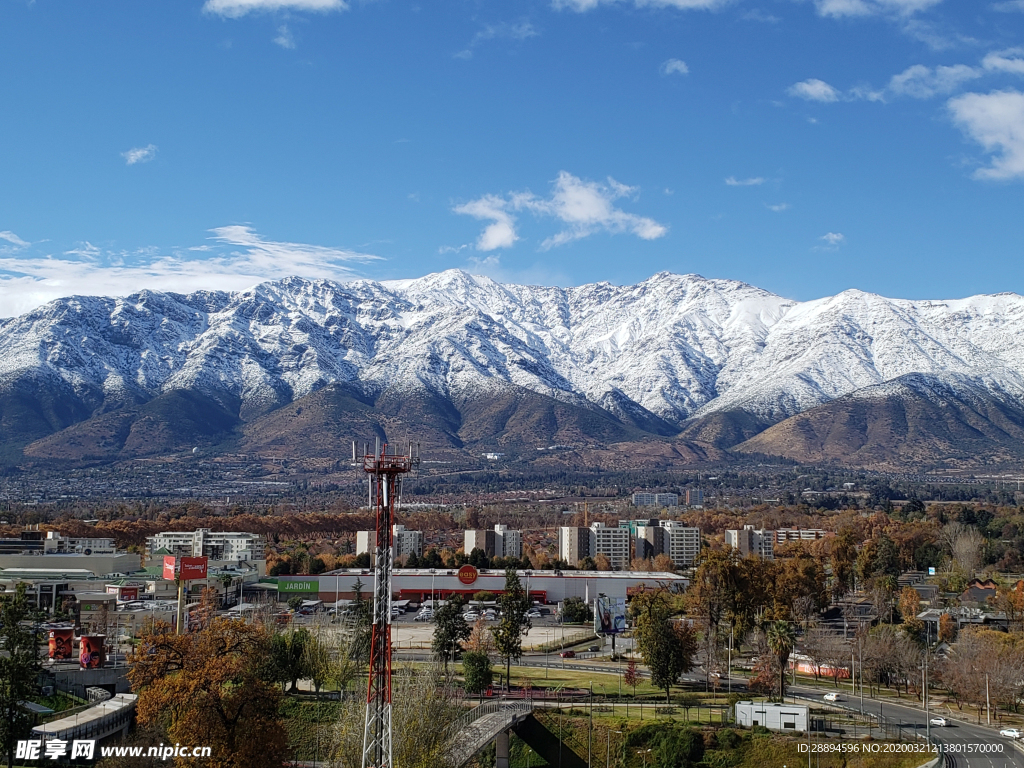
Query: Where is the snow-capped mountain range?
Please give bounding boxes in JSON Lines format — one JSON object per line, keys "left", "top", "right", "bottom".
{"left": 3, "top": 269, "right": 1024, "bottom": 465}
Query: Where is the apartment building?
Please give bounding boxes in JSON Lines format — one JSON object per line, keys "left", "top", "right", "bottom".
{"left": 635, "top": 520, "right": 701, "bottom": 568}
{"left": 726, "top": 525, "right": 775, "bottom": 560}
{"left": 146, "top": 529, "right": 266, "bottom": 574}
{"left": 356, "top": 524, "right": 423, "bottom": 560}
{"left": 464, "top": 524, "right": 523, "bottom": 559}
{"left": 631, "top": 492, "right": 679, "bottom": 508}
{"left": 774, "top": 528, "right": 828, "bottom": 544}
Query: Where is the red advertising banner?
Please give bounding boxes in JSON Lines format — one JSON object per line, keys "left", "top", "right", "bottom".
{"left": 180, "top": 556, "right": 208, "bottom": 580}
{"left": 48, "top": 628, "right": 73, "bottom": 660}
{"left": 79, "top": 635, "right": 106, "bottom": 669}
{"left": 163, "top": 556, "right": 177, "bottom": 581}
{"left": 120, "top": 587, "right": 139, "bottom": 601}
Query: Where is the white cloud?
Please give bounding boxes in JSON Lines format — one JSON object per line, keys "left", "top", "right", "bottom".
{"left": 813, "top": 0, "right": 941, "bottom": 17}
{"left": 274, "top": 25, "right": 296, "bottom": 49}
{"left": 660, "top": 59, "right": 689, "bottom": 75}
{"left": 452, "top": 196, "right": 519, "bottom": 251}
{"left": 553, "top": 0, "right": 733, "bottom": 11}
{"left": 788, "top": 79, "right": 840, "bottom": 102}
{"left": 983, "top": 48, "right": 1024, "bottom": 76}
{"left": 742, "top": 9, "right": 780, "bottom": 21}
{"left": 993, "top": 0, "right": 1024, "bottom": 10}
{"left": 725, "top": 176, "right": 764, "bottom": 186}
{"left": 0, "top": 231, "right": 29, "bottom": 248}
{"left": 456, "top": 20, "right": 538, "bottom": 58}
{"left": 453, "top": 171, "right": 667, "bottom": 251}
{"left": 203, "top": 0, "right": 346, "bottom": 17}
{"left": 0, "top": 226, "right": 381, "bottom": 318}
{"left": 948, "top": 90, "right": 1024, "bottom": 180}
{"left": 121, "top": 144, "right": 157, "bottom": 165}
{"left": 888, "top": 64, "right": 982, "bottom": 99}
{"left": 821, "top": 232, "right": 845, "bottom": 245}
{"left": 766, "top": 203, "right": 790, "bottom": 211}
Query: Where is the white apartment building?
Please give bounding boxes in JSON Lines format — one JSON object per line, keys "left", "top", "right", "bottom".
{"left": 590, "top": 523, "right": 631, "bottom": 569}
{"left": 493, "top": 524, "right": 522, "bottom": 559}
{"left": 775, "top": 528, "right": 828, "bottom": 544}
{"left": 635, "top": 521, "right": 701, "bottom": 568}
{"left": 357, "top": 525, "right": 423, "bottom": 560}
{"left": 726, "top": 525, "right": 774, "bottom": 560}
{"left": 631, "top": 492, "right": 679, "bottom": 508}
{"left": 146, "top": 529, "right": 266, "bottom": 573}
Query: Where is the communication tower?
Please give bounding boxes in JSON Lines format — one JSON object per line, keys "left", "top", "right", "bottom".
{"left": 356, "top": 439, "right": 419, "bottom": 768}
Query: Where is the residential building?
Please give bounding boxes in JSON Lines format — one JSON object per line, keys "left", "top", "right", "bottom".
{"left": 631, "top": 492, "right": 678, "bottom": 508}
{"left": 464, "top": 528, "right": 497, "bottom": 557}
{"left": 635, "top": 521, "right": 701, "bottom": 568}
{"left": 146, "top": 529, "right": 266, "bottom": 575}
{"left": 684, "top": 488, "right": 704, "bottom": 507}
{"left": 357, "top": 525, "right": 423, "bottom": 560}
{"left": 590, "top": 523, "right": 631, "bottom": 569}
{"left": 558, "top": 526, "right": 591, "bottom": 566}
{"left": 493, "top": 524, "right": 523, "bottom": 559}
{"left": 774, "top": 528, "right": 827, "bottom": 544}
{"left": 726, "top": 525, "right": 774, "bottom": 560}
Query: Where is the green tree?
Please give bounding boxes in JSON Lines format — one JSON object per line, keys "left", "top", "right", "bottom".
{"left": 462, "top": 651, "right": 493, "bottom": 694}
{"left": 0, "top": 584, "right": 39, "bottom": 768}
{"left": 493, "top": 568, "right": 531, "bottom": 685}
{"left": 270, "top": 627, "right": 311, "bottom": 692}
{"left": 561, "top": 596, "right": 592, "bottom": 624}
{"left": 766, "top": 620, "right": 796, "bottom": 701}
{"left": 432, "top": 596, "right": 471, "bottom": 667}
{"left": 632, "top": 588, "right": 698, "bottom": 703}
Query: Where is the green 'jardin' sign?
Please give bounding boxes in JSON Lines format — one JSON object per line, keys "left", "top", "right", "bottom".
{"left": 278, "top": 580, "right": 318, "bottom": 593}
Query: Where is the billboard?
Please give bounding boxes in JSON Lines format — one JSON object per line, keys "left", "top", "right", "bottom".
{"left": 594, "top": 596, "right": 626, "bottom": 635}
{"left": 278, "top": 579, "right": 319, "bottom": 593}
{"left": 48, "top": 628, "right": 73, "bottom": 660}
{"left": 457, "top": 565, "right": 478, "bottom": 585}
{"left": 79, "top": 635, "right": 106, "bottom": 669}
{"left": 163, "top": 556, "right": 209, "bottom": 581}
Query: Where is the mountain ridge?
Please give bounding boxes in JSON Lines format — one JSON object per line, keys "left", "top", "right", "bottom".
{"left": 3, "top": 270, "right": 1024, "bottom": 470}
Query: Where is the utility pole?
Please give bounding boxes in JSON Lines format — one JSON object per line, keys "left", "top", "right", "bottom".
{"left": 359, "top": 439, "right": 419, "bottom": 768}
{"left": 728, "top": 625, "right": 733, "bottom": 694}
{"left": 986, "top": 674, "right": 990, "bottom": 725}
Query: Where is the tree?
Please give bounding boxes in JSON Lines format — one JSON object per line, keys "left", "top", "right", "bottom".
{"left": 493, "top": 568, "right": 531, "bottom": 684}
{"left": 830, "top": 528, "right": 859, "bottom": 600}
{"left": 594, "top": 553, "right": 612, "bottom": 571}
{"left": 653, "top": 553, "right": 675, "bottom": 572}
{"left": 578, "top": 556, "right": 597, "bottom": 570}
{"left": 465, "top": 616, "right": 494, "bottom": 654}
{"left": 766, "top": 621, "right": 796, "bottom": 701}
{"left": 462, "top": 651, "right": 493, "bottom": 694}
{"left": 128, "top": 617, "right": 288, "bottom": 768}
{"left": 561, "top": 596, "right": 592, "bottom": 624}
{"left": 898, "top": 586, "right": 920, "bottom": 623}
{"left": 432, "top": 596, "right": 471, "bottom": 667}
{"left": 939, "top": 612, "right": 958, "bottom": 644}
{"left": 0, "top": 584, "right": 38, "bottom": 768}
{"left": 632, "top": 588, "right": 697, "bottom": 703}
{"left": 270, "top": 627, "right": 312, "bottom": 692}
{"left": 624, "top": 659, "right": 641, "bottom": 696}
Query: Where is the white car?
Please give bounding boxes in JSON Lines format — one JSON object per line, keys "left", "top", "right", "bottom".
{"left": 823, "top": 693, "right": 840, "bottom": 702}
{"left": 1000, "top": 728, "right": 1022, "bottom": 739}
{"left": 464, "top": 612, "right": 480, "bottom": 621}
{"left": 929, "top": 717, "right": 948, "bottom": 727}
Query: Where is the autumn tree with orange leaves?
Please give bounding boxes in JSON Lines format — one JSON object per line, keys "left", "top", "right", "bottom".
{"left": 128, "top": 617, "right": 288, "bottom": 768}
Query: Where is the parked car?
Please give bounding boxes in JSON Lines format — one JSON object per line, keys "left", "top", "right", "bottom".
{"left": 823, "top": 693, "right": 840, "bottom": 702}
{"left": 999, "top": 728, "right": 1022, "bottom": 739}
{"left": 464, "top": 612, "right": 480, "bottom": 621}
{"left": 588, "top": 645, "right": 600, "bottom": 652}
{"left": 559, "top": 650, "right": 576, "bottom": 658}
{"left": 929, "top": 717, "right": 948, "bottom": 727}
{"left": 526, "top": 610, "right": 542, "bottom": 618}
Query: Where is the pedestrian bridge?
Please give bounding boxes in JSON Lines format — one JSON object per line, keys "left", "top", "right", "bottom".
{"left": 450, "top": 700, "right": 587, "bottom": 768}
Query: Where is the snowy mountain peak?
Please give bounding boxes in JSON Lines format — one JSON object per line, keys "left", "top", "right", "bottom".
{"left": 3, "top": 271, "right": 1024, "bottom": 452}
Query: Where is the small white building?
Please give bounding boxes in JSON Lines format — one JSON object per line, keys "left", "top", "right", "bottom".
{"left": 735, "top": 701, "right": 808, "bottom": 732}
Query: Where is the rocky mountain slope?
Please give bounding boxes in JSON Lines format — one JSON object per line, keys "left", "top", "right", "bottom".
{"left": 3, "top": 270, "right": 1023, "bottom": 469}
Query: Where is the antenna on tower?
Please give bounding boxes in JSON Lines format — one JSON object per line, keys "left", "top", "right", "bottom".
{"left": 359, "top": 437, "right": 418, "bottom": 768}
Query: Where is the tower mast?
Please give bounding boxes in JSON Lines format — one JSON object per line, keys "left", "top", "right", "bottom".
{"left": 360, "top": 440, "right": 418, "bottom": 768}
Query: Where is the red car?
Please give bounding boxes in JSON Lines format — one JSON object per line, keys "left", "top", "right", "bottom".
{"left": 559, "top": 650, "right": 576, "bottom": 658}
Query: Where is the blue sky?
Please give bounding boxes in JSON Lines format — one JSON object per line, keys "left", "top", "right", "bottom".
{"left": 1, "top": 0, "right": 1023, "bottom": 317}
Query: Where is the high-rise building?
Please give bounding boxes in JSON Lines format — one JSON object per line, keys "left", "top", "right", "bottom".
{"left": 356, "top": 525, "right": 423, "bottom": 560}
{"left": 558, "top": 526, "right": 591, "bottom": 566}
{"left": 493, "top": 524, "right": 523, "bottom": 559}
{"left": 684, "top": 488, "right": 704, "bottom": 507}
{"left": 464, "top": 525, "right": 523, "bottom": 559}
{"left": 726, "top": 525, "right": 774, "bottom": 560}
{"left": 635, "top": 520, "right": 701, "bottom": 568}
{"left": 590, "top": 523, "right": 631, "bottom": 569}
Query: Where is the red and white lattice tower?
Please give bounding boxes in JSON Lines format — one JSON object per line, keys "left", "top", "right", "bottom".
{"left": 359, "top": 440, "right": 418, "bottom": 768}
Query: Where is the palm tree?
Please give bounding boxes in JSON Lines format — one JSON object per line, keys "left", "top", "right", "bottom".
{"left": 766, "top": 620, "right": 797, "bottom": 701}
